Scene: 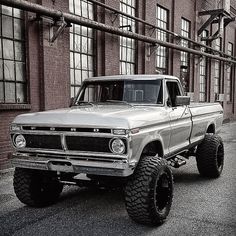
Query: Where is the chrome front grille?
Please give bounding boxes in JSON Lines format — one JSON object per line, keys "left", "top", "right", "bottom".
{"left": 65, "top": 136, "right": 111, "bottom": 153}
{"left": 24, "top": 134, "right": 62, "bottom": 150}
{"left": 15, "top": 132, "right": 127, "bottom": 154}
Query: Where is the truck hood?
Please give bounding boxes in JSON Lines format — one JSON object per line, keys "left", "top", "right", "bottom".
{"left": 13, "top": 105, "right": 168, "bottom": 129}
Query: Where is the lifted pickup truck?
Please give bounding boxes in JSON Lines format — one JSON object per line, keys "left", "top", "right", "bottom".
{"left": 10, "top": 75, "right": 224, "bottom": 225}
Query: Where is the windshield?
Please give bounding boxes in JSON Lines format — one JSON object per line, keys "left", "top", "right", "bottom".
{"left": 75, "top": 79, "right": 163, "bottom": 105}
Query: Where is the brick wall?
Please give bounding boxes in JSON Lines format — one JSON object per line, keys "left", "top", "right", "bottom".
{"left": 0, "top": 0, "right": 70, "bottom": 170}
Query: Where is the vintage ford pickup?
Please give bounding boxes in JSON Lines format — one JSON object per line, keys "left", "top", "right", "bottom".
{"left": 10, "top": 75, "right": 224, "bottom": 225}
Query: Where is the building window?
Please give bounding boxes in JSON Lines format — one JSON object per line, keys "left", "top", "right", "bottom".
{"left": 69, "top": 0, "right": 94, "bottom": 98}
{"left": 199, "top": 30, "right": 208, "bottom": 102}
{"left": 180, "top": 18, "right": 191, "bottom": 92}
{"left": 120, "top": 0, "right": 136, "bottom": 75}
{"left": 156, "top": 5, "right": 168, "bottom": 74}
{"left": 0, "top": 5, "right": 26, "bottom": 104}
{"left": 214, "top": 37, "right": 221, "bottom": 97}
{"left": 226, "top": 42, "right": 233, "bottom": 102}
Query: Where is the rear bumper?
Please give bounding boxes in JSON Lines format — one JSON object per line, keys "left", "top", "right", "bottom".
{"left": 11, "top": 153, "right": 134, "bottom": 177}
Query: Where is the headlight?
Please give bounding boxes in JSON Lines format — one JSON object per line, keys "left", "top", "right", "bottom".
{"left": 14, "top": 134, "right": 26, "bottom": 148}
{"left": 11, "top": 124, "right": 21, "bottom": 131}
{"left": 109, "top": 138, "right": 125, "bottom": 154}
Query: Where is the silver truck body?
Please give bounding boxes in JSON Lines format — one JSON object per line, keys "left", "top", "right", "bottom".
{"left": 10, "top": 75, "right": 223, "bottom": 176}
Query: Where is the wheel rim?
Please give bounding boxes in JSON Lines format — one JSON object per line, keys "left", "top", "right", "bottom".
{"left": 154, "top": 171, "right": 172, "bottom": 212}
{"left": 216, "top": 143, "right": 224, "bottom": 172}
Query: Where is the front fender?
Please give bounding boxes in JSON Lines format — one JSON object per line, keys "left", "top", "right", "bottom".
{"left": 129, "top": 131, "right": 165, "bottom": 166}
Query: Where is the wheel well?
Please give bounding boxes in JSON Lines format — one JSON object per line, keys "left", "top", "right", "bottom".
{"left": 141, "top": 140, "right": 163, "bottom": 157}
{"left": 206, "top": 124, "right": 215, "bottom": 134}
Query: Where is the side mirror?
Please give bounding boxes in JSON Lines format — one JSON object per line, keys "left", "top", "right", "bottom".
{"left": 70, "top": 97, "right": 75, "bottom": 107}
{"left": 175, "top": 96, "right": 190, "bottom": 106}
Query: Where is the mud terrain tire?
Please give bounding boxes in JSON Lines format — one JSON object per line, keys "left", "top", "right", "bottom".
{"left": 124, "top": 156, "right": 173, "bottom": 225}
{"left": 13, "top": 168, "right": 63, "bottom": 207}
{"left": 196, "top": 134, "right": 224, "bottom": 178}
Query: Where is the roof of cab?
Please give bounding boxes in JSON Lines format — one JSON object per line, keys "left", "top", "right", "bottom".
{"left": 84, "top": 74, "right": 179, "bottom": 82}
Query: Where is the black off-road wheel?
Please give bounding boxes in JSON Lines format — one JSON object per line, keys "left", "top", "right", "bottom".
{"left": 196, "top": 134, "right": 224, "bottom": 178}
{"left": 13, "top": 168, "right": 63, "bottom": 207}
{"left": 124, "top": 156, "right": 173, "bottom": 226}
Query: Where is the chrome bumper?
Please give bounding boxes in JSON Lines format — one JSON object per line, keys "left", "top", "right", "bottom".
{"left": 11, "top": 153, "right": 134, "bottom": 177}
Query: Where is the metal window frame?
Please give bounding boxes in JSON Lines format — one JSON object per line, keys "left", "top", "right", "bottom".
{"left": 0, "top": 5, "right": 27, "bottom": 104}
{"left": 119, "top": 0, "right": 136, "bottom": 75}
{"left": 180, "top": 17, "right": 191, "bottom": 92}
{"left": 213, "top": 37, "right": 222, "bottom": 96}
{"left": 69, "top": 0, "right": 95, "bottom": 98}
{"left": 199, "top": 30, "right": 208, "bottom": 102}
{"left": 156, "top": 4, "right": 169, "bottom": 74}
{"left": 226, "top": 42, "right": 233, "bottom": 101}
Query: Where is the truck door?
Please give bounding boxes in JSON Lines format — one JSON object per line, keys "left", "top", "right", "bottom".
{"left": 166, "top": 80, "right": 192, "bottom": 154}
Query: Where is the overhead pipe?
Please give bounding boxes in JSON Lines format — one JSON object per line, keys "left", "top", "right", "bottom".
{"left": 1, "top": 0, "right": 236, "bottom": 64}
{"left": 87, "top": 0, "right": 235, "bottom": 59}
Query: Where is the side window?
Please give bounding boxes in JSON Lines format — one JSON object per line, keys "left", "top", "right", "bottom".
{"left": 166, "top": 81, "right": 181, "bottom": 107}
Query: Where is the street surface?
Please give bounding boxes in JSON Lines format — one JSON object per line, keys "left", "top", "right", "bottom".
{"left": 0, "top": 122, "right": 236, "bottom": 236}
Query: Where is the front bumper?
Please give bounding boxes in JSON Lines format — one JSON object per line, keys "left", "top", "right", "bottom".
{"left": 11, "top": 153, "right": 135, "bottom": 177}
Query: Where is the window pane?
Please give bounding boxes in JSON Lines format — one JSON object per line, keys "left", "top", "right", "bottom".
{"left": 69, "top": 0, "right": 74, "bottom": 13}
{"left": 74, "top": 25, "right": 80, "bottom": 34}
{"left": 15, "top": 62, "right": 24, "bottom": 81}
{"left": 3, "top": 39, "right": 14, "bottom": 59}
{"left": 0, "top": 60, "right": 3, "bottom": 79}
{"left": 70, "top": 69, "right": 75, "bottom": 84}
{"left": 2, "top": 6, "right": 13, "bottom": 16}
{"left": 0, "top": 39, "right": 2, "bottom": 58}
{"left": 71, "top": 86, "right": 75, "bottom": 98}
{"left": 0, "top": 81, "right": 4, "bottom": 102}
{"left": 5, "top": 82, "right": 15, "bottom": 103}
{"left": 81, "top": 36, "right": 88, "bottom": 53}
{"left": 2, "top": 15, "right": 13, "bottom": 38}
{"left": 87, "top": 38, "right": 93, "bottom": 54}
{"left": 74, "top": 52, "right": 81, "bottom": 69}
{"left": 81, "top": 1, "right": 88, "bottom": 18}
{"left": 14, "top": 18, "right": 23, "bottom": 40}
{"left": 13, "top": 8, "right": 23, "bottom": 18}
{"left": 70, "top": 52, "right": 74, "bottom": 69}
{"left": 82, "top": 54, "right": 88, "bottom": 70}
{"left": 16, "top": 83, "right": 26, "bottom": 103}
{"left": 15, "top": 41, "right": 24, "bottom": 61}
{"left": 4, "top": 60, "right": 15, "bottom": 81}
{"left": 88, "top": 56, "right": 93, "bottom": 70}
{"left": 75, "top": 70, "right": 81, "bottom": 85}
{"left": 74, "top": 0, "right": 81, "bottom": 15}
{"left": 82, "top": 70, "right": 88, "bottom": 80}
{"left": 74, "top": 34, "right": 80, "bottom": 52}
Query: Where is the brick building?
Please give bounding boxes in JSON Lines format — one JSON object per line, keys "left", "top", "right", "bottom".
{"left": 0, "top": 0, "right": 236, "bottom": 170}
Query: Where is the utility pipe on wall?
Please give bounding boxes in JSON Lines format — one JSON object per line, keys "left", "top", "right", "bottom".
{"left": 1, "top": 0, "right": 236, "bottom": 64}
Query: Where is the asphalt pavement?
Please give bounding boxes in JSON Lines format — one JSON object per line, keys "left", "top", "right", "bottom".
{"left": 0, "top": 122, "right": 236, "bottom": 236}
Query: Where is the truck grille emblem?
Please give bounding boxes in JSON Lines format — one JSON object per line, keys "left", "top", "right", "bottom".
{"left": 71, "top": 128, "right": 76, "bottom": 132}
{"left": 94, "top": 128, "right": 99, "bottom": 132}
{"left": 50, "top": 127, "right": 55, "bottom": 131}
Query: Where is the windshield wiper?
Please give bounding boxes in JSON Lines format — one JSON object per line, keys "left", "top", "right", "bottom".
{"left": 75, "top": 101, "right": 94, "bottom": 106}
{"left": 106, "top": 100, "right": 133, "bottom": 107}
